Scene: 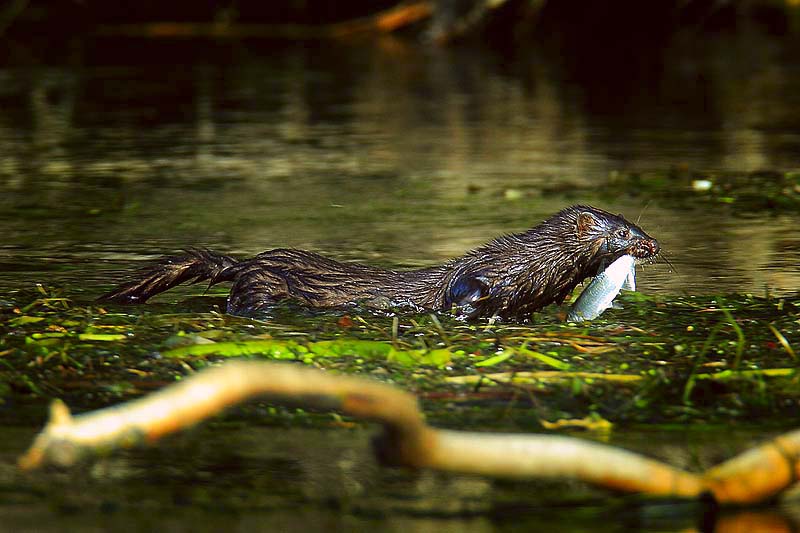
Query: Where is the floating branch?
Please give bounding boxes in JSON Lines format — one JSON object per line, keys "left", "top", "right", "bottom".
{"left": 17, "top": 360, "right": 800, "bottom": 505}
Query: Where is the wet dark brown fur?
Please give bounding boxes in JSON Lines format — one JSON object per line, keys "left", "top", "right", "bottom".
{"left": 99, "top": 205, "right": 659, "bottom": 320}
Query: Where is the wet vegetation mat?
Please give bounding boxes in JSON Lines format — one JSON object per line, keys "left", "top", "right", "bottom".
{"left": 546, "top": 168, "right": 800, "bottom": 213}
{"left": 2, "top": 284, "right": 798, "bottom": 431}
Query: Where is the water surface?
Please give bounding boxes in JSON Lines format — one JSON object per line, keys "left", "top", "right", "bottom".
{"left": 1, "top": 34, "right": 799, "bottom": 300}
{"left": 2, "top": 30, "right": 800, "bottom": 532}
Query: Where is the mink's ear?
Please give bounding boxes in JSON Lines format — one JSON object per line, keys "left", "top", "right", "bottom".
{"left": 576, "top": 211, "right": 598, "bottom": 237}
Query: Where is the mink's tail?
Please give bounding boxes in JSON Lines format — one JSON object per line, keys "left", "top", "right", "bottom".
{"left": 97, "top": 249, "right": 240, "bottom": 304}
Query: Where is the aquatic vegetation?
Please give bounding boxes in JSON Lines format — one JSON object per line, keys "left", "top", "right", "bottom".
{"left": 1, "top": 286, "right": 798, "bottom": 427}
{"left": 574, "top": 169, "right": 800, "bottom": 212}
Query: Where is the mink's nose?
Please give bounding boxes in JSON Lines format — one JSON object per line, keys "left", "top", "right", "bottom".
{"left": 644, "top": 238, "right": 660, "bottom": 257}
{"left": 631, "top": 238, "right": 659, "bottom": 258}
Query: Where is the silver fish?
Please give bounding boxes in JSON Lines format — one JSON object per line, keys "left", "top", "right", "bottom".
{"left": 567, "top": 255, "right": 636, "bottom": 322}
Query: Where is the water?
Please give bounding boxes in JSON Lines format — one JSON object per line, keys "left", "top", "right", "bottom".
{"left": 3, "top": 419, "right": 799, "bottom": 532}
{"left": 2, "top": 30, "right": 800, "bottom": 531}
{"left": 1, "top": 34, "right": 800, "bottom": 302}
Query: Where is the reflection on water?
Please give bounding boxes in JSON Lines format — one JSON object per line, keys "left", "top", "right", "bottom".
{"left": 3, "top": 420, "right": 800, "bottom": 532}
{"left": 1, "top": 33, "right": 799, "bottom": 300}
{"left": 2, "top": 30, "right": 800, "bottom": 532}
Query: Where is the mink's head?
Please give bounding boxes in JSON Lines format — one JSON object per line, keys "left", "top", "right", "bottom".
{"left": 570, "top": 206, "right": 660, "bottom": 261}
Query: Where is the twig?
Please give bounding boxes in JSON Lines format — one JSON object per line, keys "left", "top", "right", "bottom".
{"left": 95, "top": 2, "right": 433, "bottom": 39}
